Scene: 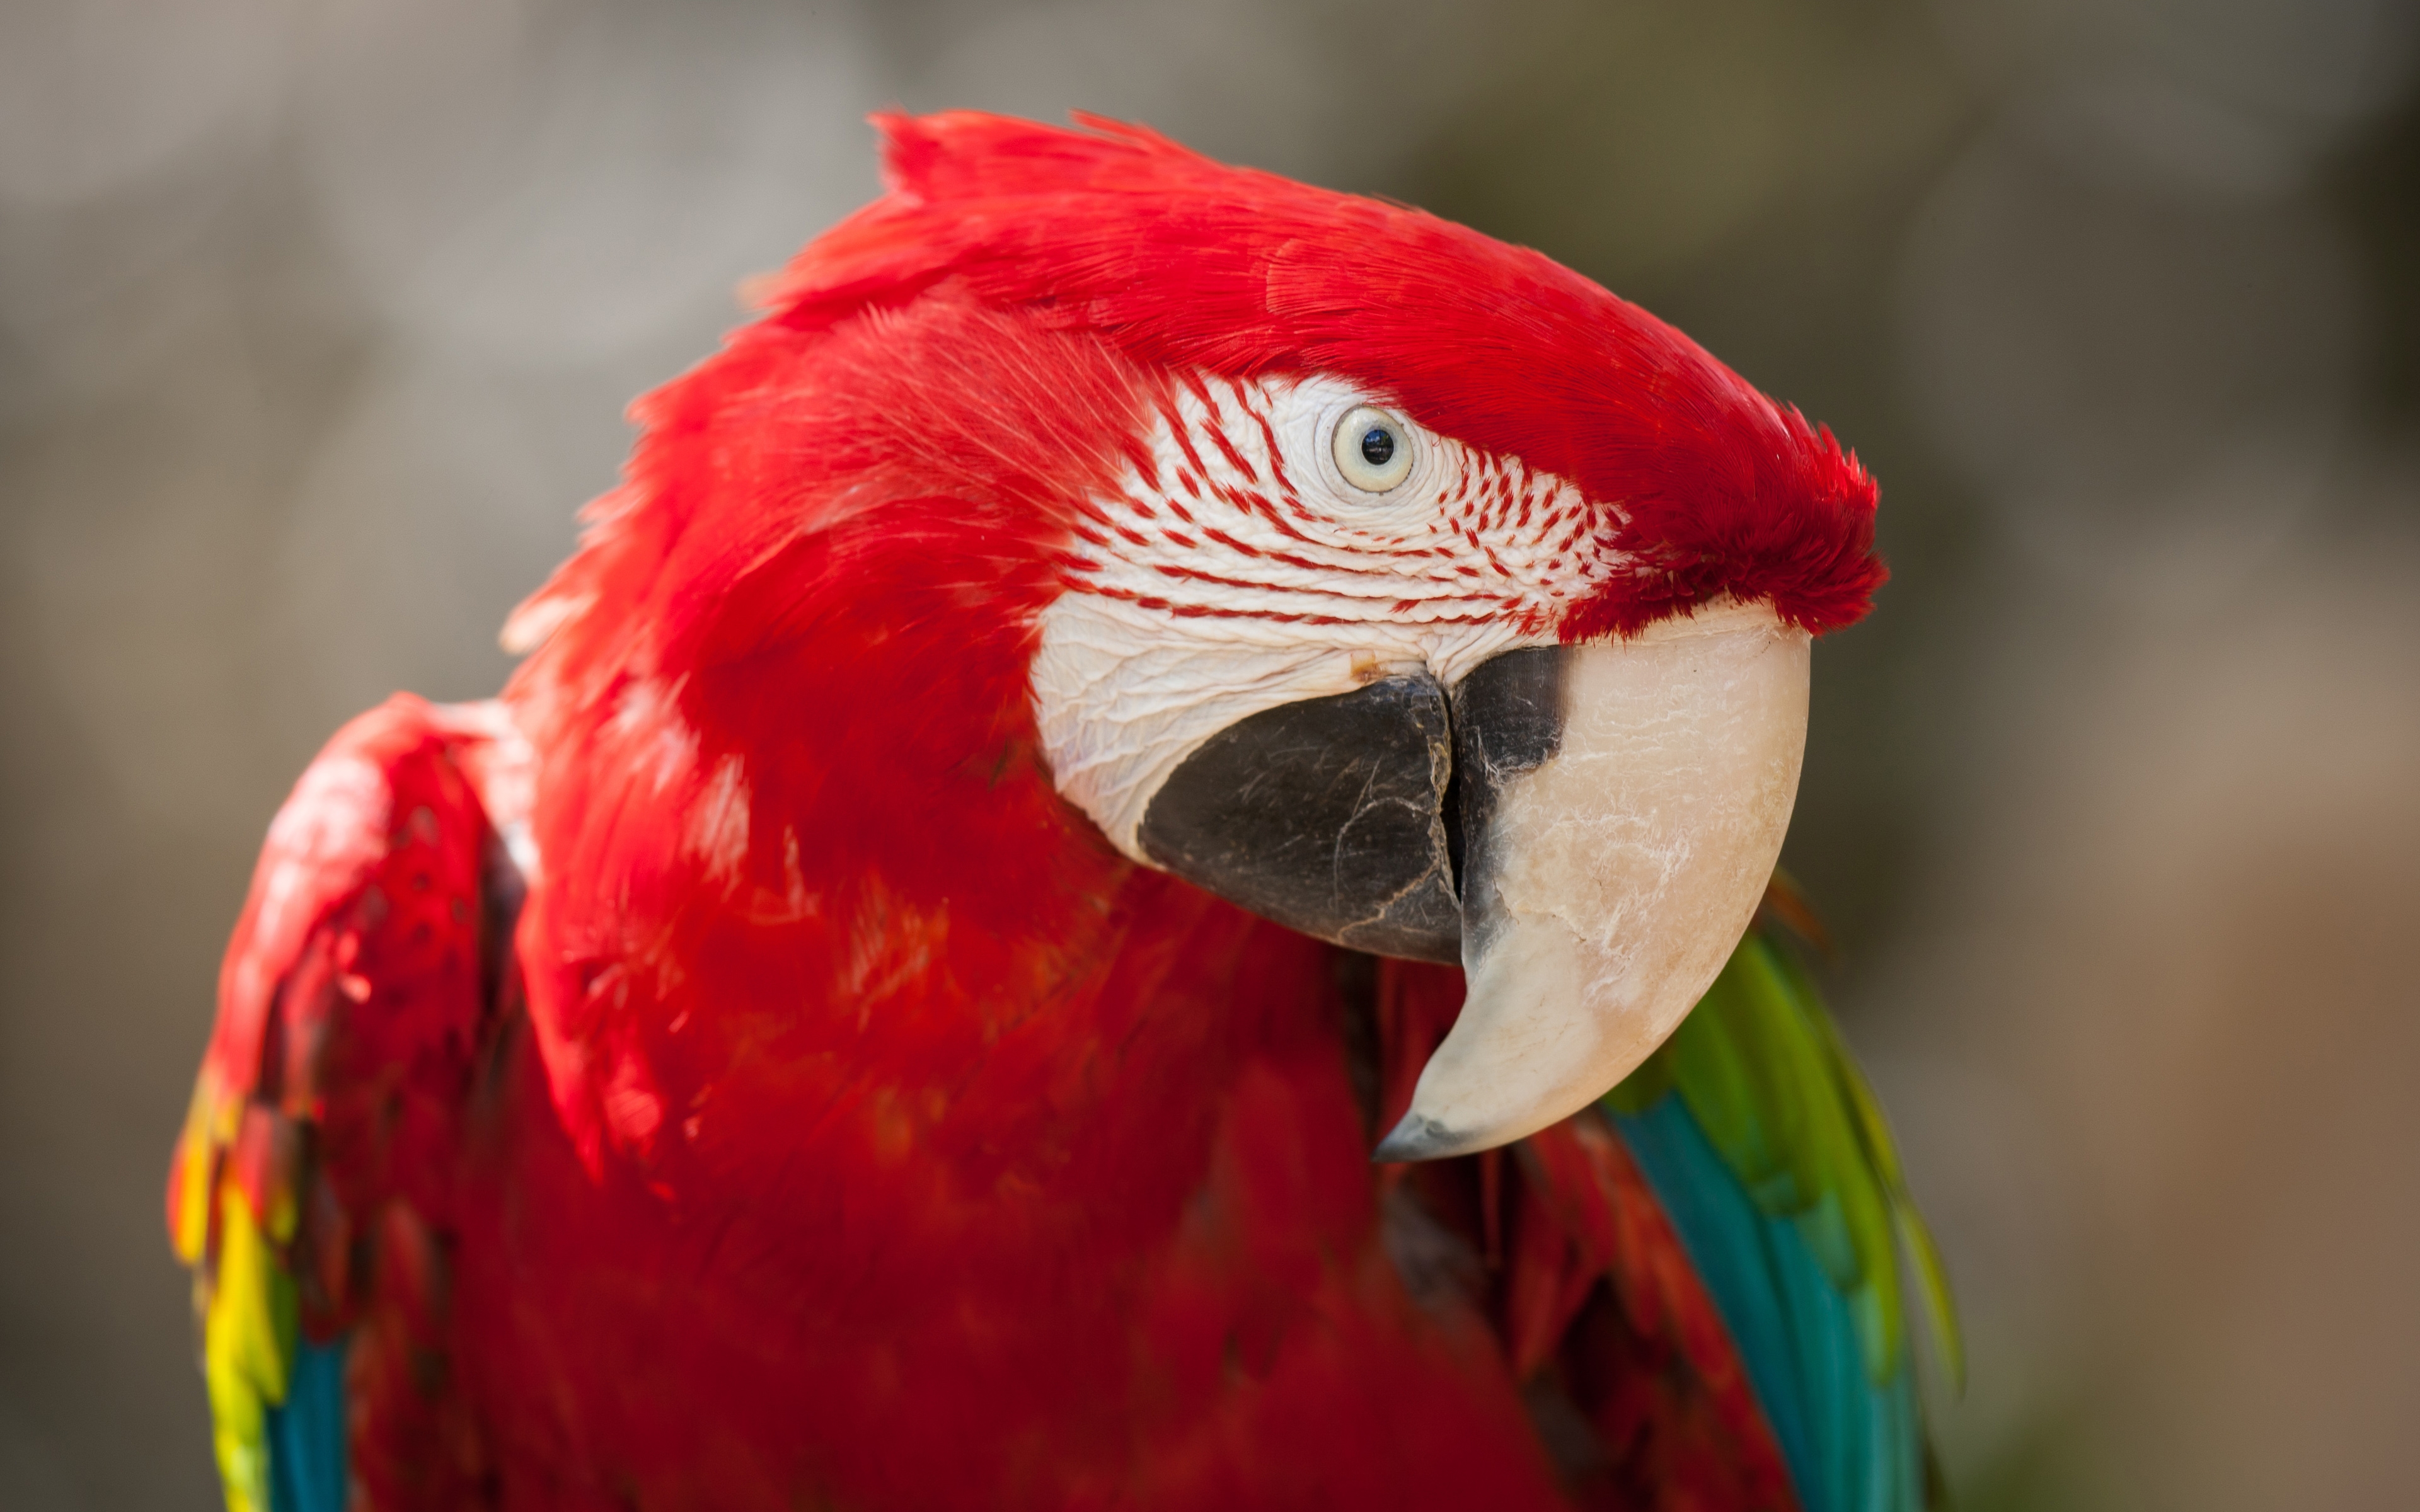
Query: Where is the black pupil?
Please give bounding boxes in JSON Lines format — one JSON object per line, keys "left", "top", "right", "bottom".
{"left": 1359, "top": 426, "right": 1395, "bottom": 467}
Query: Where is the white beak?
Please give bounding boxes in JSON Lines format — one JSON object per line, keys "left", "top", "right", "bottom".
{"left": 1374, "top": 603, "right": 1811, "bottom": 1160}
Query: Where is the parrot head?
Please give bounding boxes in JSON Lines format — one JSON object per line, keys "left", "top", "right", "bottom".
{"left": 508, "top": 112, "right": 1882, "bottom": 1166}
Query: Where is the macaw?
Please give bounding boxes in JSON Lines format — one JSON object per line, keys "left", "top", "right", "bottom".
{"left": 168, "top": 112, "right": 1957, "bottom": 1512}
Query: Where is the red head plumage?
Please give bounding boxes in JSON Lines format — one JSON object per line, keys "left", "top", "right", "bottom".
{"left": 755, "top": 110, "right": 1885, "bottom": 638}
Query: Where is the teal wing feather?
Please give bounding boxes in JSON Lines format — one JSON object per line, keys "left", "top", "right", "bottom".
{"left": 1605, "top": 919, "right": 1961, "bottom": 1512}
{"left": 267, "top": 1337, "right": 349, "bottom": 1512}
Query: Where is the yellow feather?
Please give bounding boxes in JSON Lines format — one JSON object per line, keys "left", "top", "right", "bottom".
{"left": 204, "top": 1186, "right": 296, "bottom": 1512}
{"left": 170, "top": 1115, "right": 216, "bottom": 1266}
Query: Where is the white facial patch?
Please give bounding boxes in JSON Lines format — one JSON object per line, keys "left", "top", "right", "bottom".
{"left": 1030, "top": 374, "right": 1628, "bottom": 861}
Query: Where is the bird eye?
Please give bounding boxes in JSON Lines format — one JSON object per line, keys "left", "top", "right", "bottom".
{"left": 1332, "top": 406, "right": 1415, "bottom": 493}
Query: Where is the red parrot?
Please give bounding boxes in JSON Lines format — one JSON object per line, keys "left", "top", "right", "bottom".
{"left": 169, "top": 113, "right": 1956, "bottom": 1511}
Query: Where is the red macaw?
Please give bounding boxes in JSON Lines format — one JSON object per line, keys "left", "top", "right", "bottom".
{"left": 169, "top": 112, "right": 1957, "bottom": 1512}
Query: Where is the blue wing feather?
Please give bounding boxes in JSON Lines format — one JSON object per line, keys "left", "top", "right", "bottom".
{"left": 265, "top": 1334, "right": 349, "bottom": 1512}
{"left": 1615, "top": 1095, "right": 1925, "bottom": 1512}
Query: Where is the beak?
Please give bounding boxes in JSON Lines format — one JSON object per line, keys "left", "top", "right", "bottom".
{"left": 1131, "top": 603, "right": 1807, "bottom": 1162}
{"left": 1138, "top": 671, "right": 1463, "bottom": 965}
{"left": 1373, "top": 605, "right": 1810, "bottom": 1160}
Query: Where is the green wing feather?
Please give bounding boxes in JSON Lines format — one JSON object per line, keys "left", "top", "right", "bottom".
{"left": 1606, "top": 902, "right": 1962, "bottom": 1511}
{"left": 1608, "top": 920, "right": 1961, "bottom": 1389}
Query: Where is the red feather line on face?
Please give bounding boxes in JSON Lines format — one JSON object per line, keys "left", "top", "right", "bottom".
{"left": 742, "top": 110, "right": 1885, "bottom": 639}
{"left": 1068, "top": 374, "right": 1602, "bottom": 636}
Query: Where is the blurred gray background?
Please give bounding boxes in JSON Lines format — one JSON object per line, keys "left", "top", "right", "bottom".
{"left": 4, "top": 0, "right": 2416, "bottom": 1506}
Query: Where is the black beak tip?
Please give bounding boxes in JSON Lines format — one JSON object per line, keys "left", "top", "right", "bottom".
{"left": 1371, "top": 1111, "right": 1464, "bottom": 1164}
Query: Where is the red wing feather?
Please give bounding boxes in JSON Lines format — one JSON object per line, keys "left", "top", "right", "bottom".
{"left": 169, "top": 694, "right": 517, "bottom": 1507}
